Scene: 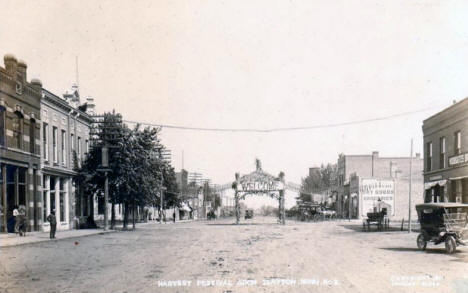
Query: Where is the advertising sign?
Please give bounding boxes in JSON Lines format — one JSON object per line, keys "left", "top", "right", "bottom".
{"left": 360, "top": 179, "right": 395, "bottom": 216}
{"left": 448, "top": 153, "right": 468, "bottom": 166}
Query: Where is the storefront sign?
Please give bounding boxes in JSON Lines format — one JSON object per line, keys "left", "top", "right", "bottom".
{"left": 429, "top": 175, "right": 442, "bottom": 181}
{"left": 449, "top": 153, "right": 468, "bottom": 166}
{"left": 360, "top": 179, "right": 395, "bottom": 216}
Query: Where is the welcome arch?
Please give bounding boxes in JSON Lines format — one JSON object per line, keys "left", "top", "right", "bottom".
{"left": 231, "top": 161, "right": 286, "bottom": 225}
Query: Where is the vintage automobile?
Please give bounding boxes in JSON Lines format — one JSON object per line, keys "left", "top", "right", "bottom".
{"left": 416, "top": 203, "right": 468, "bottom": 254}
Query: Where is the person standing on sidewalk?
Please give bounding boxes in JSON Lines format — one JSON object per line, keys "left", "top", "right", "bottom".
{"left": 13, "top": 206, "right": 19, "bottom": 233}
{"left": 47, "top": 210, "right": 57, "bottom": 239}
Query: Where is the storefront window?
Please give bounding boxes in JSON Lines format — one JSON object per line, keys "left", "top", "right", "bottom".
{"left": 6, "top": 165, "right": 16, "bottom": 216}
{"left": 43, "top": 176, "right": 48, "bottom": 222}
{"left": 50, "top": 177, "right": 56, "bottom": 213}
{"left": 60, "top": 179, "right": 65, "bottom": 221}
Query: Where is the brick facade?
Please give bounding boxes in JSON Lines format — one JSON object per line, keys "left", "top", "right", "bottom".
{"left": 335, "top": 151, "right": 424, "bottom": 220}
{"left": 0, "top": 54, "right": 42, "bottom": 232}
{"left": 422, "top": 98, "right": 468, "bottom": 204}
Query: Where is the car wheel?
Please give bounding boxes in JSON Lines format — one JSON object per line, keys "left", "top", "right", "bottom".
{"left": 445, "top": 236, "right": 456, "bottom": 254}
{"left": 417, "top": 233, "right": 427, "bottom": 251}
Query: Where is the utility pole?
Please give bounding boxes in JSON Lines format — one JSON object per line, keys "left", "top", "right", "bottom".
{"left": 408, "top": 138, "right": 413, "bottom": 233}
{"left": 91, "top": 113, "right": 122, "bottom": 231}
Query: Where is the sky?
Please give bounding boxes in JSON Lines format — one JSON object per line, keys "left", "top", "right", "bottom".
{"left": 2, "top": 0, "right": 468, "bottom": 196}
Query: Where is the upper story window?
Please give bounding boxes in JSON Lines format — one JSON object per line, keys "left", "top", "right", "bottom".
{"left": 61, "top": 130, "right": 66, "bottom": 166}
{"left": 77, "top": 136, "right": 82, "bottom": 167}
{"left": 43, "top": 123, "right": 49, "bottom": 161}
{"left": 30, "top": 119, "right": 36, "bottom": 154}
{"left": 0, "top": 106, "right": 5, "bottom": 147}
{"left": 426, "top": 142, "right": 432, "bottom": 171}
{"left": 440, "top": 137, "right": 445, "bottom": 169}
{"left": 53, "top": 126, "right": 58, "bottom": 163}
{"left": 12, "top": 111, "right": 23, "bottom": 150}
{"left": 455, "top": 131, "right": 461, "bottom": 155}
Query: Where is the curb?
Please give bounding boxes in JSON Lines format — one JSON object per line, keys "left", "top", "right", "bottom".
{"left": 0, "top": 229, "right": 118, "bottom": 248}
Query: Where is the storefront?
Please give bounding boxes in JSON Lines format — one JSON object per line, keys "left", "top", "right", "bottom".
{"left": 41, "top": 174, "right": 71, "bottom": 231}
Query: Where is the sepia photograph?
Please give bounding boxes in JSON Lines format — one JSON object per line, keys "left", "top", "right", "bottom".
{"left": 1, "top": 1, "right": 468, "bottom": 292}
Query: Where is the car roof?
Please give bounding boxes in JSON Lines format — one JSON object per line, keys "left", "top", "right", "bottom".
{"left": 416, "top": 203, "right": 468, "bottom": 209}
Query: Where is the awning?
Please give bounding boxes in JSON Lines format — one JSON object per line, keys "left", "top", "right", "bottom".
{"left": 180, "top": 203, "right": 192, "bottom": 212}
{"left": 424, "top": 180, "right": 447, "bottom": 190}
{"left": 449, "top": 175, "right": 468, "bottom": 181}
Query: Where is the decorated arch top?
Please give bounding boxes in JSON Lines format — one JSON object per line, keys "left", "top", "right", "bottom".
{"left": 235, "top": 170, "right": 284, "bottom": 192}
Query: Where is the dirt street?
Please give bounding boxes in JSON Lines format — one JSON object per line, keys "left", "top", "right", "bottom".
{"left": 1, "top": 217, "right": 467, "bottom": 293}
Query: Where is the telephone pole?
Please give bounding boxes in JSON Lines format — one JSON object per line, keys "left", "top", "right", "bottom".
{"left": 408, "top": 138, "right": 413, "bottom": 233}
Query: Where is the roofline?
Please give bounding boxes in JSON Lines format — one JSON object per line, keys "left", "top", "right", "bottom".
{"left": 416, "top": 203, "right": 468, "bottom": 208}
{"left": 42, "top": 88, "right": 94, "bottom": 122}
{"left": 423, "top": 97, "right": 468, "bottom": 123}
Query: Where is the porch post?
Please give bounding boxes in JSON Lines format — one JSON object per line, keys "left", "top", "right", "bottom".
{"left": 234, "top": 172, "right": 240, "bottom": 225}
{"left": 279, "top": 172, "right": 286, "bottom": 225}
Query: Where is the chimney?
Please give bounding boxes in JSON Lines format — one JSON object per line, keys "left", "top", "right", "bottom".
{"left": 4, "top": 54, "right": 17, "bottom": 75}
{"left": 31, "top": 78, "right": 42, "bottom": 90}
{"left": 17, "top": 60, "right": 27, "bottom": 82}
{"left": 372, "top": 151, "right": 379, "bottom": 158}
{"left": 415, "top": 153, "right": 420, "bottom": 158}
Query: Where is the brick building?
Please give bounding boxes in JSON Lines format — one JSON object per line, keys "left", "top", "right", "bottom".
{"left": 0, "top": 54, "right": 42, "bottom": 232}
{"left": 334, "top": 151, "right": 423, "bottom": 220}
{"left": 422, "top": 98, "right": 468, "bottom": 204}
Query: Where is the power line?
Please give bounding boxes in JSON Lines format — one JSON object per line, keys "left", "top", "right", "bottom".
{"left": 123, "top": 105, "right": 440, "bottom": 133}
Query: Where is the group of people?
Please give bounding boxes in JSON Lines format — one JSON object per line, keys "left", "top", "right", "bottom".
{"left": 11, "top": 206, "right": 27, "bottom": 236}
{"left": 6, "top": 206, "right": 57, "bottom": 239}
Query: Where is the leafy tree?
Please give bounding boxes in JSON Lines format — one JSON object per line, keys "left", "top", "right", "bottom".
{"left": 74, "top": 111, "right": 179, "bottom": 230}
{"left": 299, "top": 163, "right": 337, "bottom": 203}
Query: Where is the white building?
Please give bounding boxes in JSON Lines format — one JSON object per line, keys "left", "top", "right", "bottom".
{"left": 41, "top": 87, "right": 93, "bottom": 231}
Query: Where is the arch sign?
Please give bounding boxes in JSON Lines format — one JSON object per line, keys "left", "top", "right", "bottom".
{"left": 232, "top": 160, "right": 286, "bottom": 225}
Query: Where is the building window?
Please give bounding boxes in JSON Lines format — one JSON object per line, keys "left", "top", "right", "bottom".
{"left": 426, "top": 142, "right": 432, "bottom": 171}
{"left": 43, "top": 176, "right": 49, "bottom": 222}
{"left": 455, "top": 131, "right": 461, "bottom": 155}
{"left": 43, "top": 123, "right": 49, "bottom": 161}
{"left": 53, "top": 127, "right": 58, "bottom": 163}
{"left": 50, "top": 177, "right": 56, "bottom": 215}
{"left": 440, "top": 137, "right": 445, "bottom": 169}
{"left": 30, "top": 119, "right": 36, "bottom": 154}
{"left": 0, "top": 106, "right": 5, "bottom": 147}
{"left": 18, "top": 168, "right": 26, "bottom": 206}
{"left": 12, "top": 112, "right": 23, "bottom": 149}
{"left": 61, "top": 130, "right": 66, "bottom": 165}
{"left": 77, "top": 136, "right": 81, "bottom": 159}
{"left": 71, "top": 133, "right": 75, "bottom": 151}
{"left": 85, "top": 139, "right": 89, "bottom": 156}
{"left": 59, "top": 179, "right": 65, "bottom": 222}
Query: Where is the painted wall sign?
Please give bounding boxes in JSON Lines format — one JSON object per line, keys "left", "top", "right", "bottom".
{"left": 448, "top": 153, "right": 468, "bottom": 166}
{"left": 360, "top": 178, "right": 395, "bottom": 216}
